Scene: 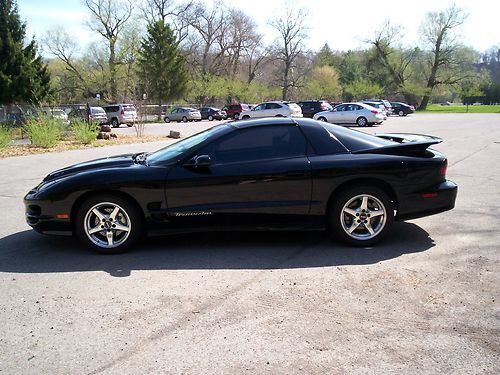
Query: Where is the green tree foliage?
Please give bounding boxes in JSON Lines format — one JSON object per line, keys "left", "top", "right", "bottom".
{"left": 138, "top": 21, "right": 188, "bottom": 118}
{"left": 304, "top": 65, "right": 341, "bottom": 100}
{"left": 345, "top": 79, "right": 383, "bottom": 101}
{"left": 0, "top": 0, "right": 51, "bottom": 104}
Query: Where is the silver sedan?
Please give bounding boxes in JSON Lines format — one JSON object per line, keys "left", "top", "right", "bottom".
{"left": 164, "top": 108, "right": 202, "bottom": 123}
{"left": 313, "top": 102, "right": 385, "bottom": 127}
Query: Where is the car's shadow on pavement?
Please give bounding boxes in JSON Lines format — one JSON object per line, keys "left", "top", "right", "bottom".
{"left": 0, "top": 222, "right": 434, "bottom": 277}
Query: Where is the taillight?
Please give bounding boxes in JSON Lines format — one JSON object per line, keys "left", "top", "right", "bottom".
{"left": 120, "top": 109, "right": 125, "bottom": 115}
{"left": 371, "top": 110, "right": 379, "bottom": 114}
{"left": 439, "top": 159, "right": 448, "bottom": 177}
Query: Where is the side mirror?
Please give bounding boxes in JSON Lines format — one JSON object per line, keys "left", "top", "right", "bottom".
{"left": 184, "top": 154, "right": 211, "bottom": 168}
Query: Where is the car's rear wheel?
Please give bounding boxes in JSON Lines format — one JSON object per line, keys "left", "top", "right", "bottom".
{"left": 75, "top": 194, "right": 143, "bottom": 254}
{"left": 182, "top": 116, "right": 188, "bottom": 122}
{"left": 111, "top": 118, "right": 119, "bottom": 128}
{"left": 356, "top": 117, "right": 367, "bottom": 127}
{"left": 318, "top": 117, "right": 327, "bottom": 122}
{"left": 208, "top": 115, "right": 214, "bottom": 121}
{"left": 127, "top": 123, "right": 133, "bottom": 127}
{"left": 233, "top": 113, "right": 239, "bottom": 119}
{"left": 164, "top": 117, "right": 170, "bottom": 123}
{"left": 328, "top": 185, "right": 394, "bottom": 246}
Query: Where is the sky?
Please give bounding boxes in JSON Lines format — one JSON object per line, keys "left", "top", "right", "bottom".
{"left": 17, "top": 0, "right": 500, "bottom": 55}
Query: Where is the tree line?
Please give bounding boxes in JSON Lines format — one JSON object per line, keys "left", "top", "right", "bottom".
{"left": 1, "top": 0, "right": 499, "bottom": 110}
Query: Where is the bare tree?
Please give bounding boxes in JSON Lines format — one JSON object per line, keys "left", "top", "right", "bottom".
{"left": 84, "top": 0, "right": 133, "bottom": 102}
{"left": 269, "top": 5, "right": 309, "bottom": 100}
{"left": 141, "top": 0, "right": 194, "bottom": 43}
{"left": 418, "top": 4, "right": 467, "bottom": 109}
{"left": 368, "top": 21, "right": 418, "bottom": 102}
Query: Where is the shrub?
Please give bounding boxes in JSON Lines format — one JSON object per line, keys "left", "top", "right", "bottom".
{"left": 0, "top": 127, "right": 12, "bottom": 149}
{"left": 25, "top": 116, "right": 62, "bottom": 148}
{"left": 72, "top": 121, "right": 98, "bottom": 144}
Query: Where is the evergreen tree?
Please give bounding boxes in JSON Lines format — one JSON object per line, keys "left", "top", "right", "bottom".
{"left": 0, "top": 0, "right": 51, "bottom": 104}
{"left": 138, "top": 20, "right": 188, "bottom": 118}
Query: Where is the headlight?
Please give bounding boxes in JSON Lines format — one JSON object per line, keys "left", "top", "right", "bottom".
{"left": 37, "top": 179, "right": 62, "bottom": 191}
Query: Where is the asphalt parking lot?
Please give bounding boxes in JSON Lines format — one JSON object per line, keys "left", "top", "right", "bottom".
{"left": 0, "top": 114, "right": 499, "bottom": 374}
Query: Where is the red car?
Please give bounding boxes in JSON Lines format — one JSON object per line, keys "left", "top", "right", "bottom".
{"left": 222, "top": 103, "right": 250, "bottom": 119}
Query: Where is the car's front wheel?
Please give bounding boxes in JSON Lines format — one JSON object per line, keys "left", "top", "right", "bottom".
{"left": 208, "top": 115, "right": 214, "bottom": 121}
{"left": 398, "top": 110, "right": 404, "bottom": 117}
{"left": 242, "top": 115, "right": 250, "bottom": 120}
{"left": 75, "top": 194, "right": 143, "bottom": 254}
{"left": 164, "top": 117, "right": 170, "bottom": 123}
{"left": 182, "top": 116, "right": 188, "bottom": 122}
{"left": 328, "top": 186, "right": 394, "bottom": 246}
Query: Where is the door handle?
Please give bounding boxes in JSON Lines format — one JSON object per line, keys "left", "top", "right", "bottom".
{"left": 286, "top": 170, "right": 305, "bottom": 177}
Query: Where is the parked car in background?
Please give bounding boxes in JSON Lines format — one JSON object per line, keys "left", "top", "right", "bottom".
{"left": 222, "top": 103, "right": 250, "bottom": 119}
{"left": 363, "top": 101, "right": 388, "bottom": 120}
{"left": 200, "top": 107, "right": 227, "bottom": 121}
{"left": 43, "top": 108, "right": 69, "bottom": 125}
{"left": 297, "top": 100, "right": 333, "bottom": 118}
{"left": 68, "top": 106, "right": 108, "bottom": 125}
{"left": 364, "top": 99, "right": 393, "bottom": 115}
{"left": 164, "top": 107, "right": 202, "bottom": 123}
{"left": 390, "top": 102, "right": 416, "bottom": 116}
{"left": 313, "top": 102, "right": 384, "bottom": 127}
{"left": 239, "top": 101, "right": 303, "bottom": 119}
{"left": 103, "top": 104, "right": 138, "bottom": 127}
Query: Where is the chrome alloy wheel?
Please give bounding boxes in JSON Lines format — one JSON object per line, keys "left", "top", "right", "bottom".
{"left": 84, "top": 202, "right": 131, "bottom": 249}
{"left": 340, "top": 194, "right": 387, "bottom": 240}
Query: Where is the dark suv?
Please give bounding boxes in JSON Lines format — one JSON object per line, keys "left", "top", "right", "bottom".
{"left": 296, "top": 101, "right": 333, "bottom": 118}
{"left": 222, "top": 103, "right": 250, "bottom": 119}
{"left": 200, "top": 107, "right": 227, "bottom": 121}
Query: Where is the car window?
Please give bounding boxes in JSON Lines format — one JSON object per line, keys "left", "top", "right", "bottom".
{"left": 267, "top": 103, "right": 282, "bottom": 109}
{"left": 147, "top": 125, "right": 229, "bottom": 164}
{"left": 253, "top": 104, "right": 264, "bottom": 111}
{"left": 324, "top": 123, "right": 395, "bottom": 151}
{"left": 335, "top": 105, "right": 345, "bottom": 111}
{"left": 199, "top": 125, "right": 307, "bottom": 164}
{"left": 91, "top": 107, "right": 105, "bottom": 115}
{"left": 123, "top": 105, "right": 136, "bottom": 112}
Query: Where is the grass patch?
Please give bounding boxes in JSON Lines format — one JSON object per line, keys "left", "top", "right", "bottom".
{"left": 72, "top": 121, "right": 98, "bottom": 144}
{"left": 0, "top": 127, "right": 12, "bottom": 149}
{"left": 420, "top": 104, "right": 500, "bottom": 113}
{"left": 25, "top": 117, "right": 62, "bottom": 148}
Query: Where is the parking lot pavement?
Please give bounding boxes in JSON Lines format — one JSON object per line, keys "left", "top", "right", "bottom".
{"left": 0, "top": 114, "right": 499, "bottom": 373}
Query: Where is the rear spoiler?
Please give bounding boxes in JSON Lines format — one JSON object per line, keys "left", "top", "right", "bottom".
{"left": 352, "top": 133, "right": 443, "bottom": 156}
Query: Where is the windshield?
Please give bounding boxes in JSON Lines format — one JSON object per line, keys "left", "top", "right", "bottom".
{"left": 147, "top": 125, "right": 229, "bottom": 164}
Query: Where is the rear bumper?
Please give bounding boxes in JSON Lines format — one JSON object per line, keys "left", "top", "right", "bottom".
{"left": 397, "top": 180, "right": 458, "bottom": 221}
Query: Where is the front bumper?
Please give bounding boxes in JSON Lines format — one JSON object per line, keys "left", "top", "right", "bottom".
{"left": 397, "top": 180, "right": 458, "bottom": 221}
{"left": 24, "top": 192, "right": 72, "bottom": 235}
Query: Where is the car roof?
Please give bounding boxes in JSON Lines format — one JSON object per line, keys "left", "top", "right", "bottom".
{"left": 230, "top": 117, "right": 296, "bottom": 129}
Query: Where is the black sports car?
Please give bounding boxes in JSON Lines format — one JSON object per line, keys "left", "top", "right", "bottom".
{"left": 24, "top": 118, "right": 457, "bottom": 253}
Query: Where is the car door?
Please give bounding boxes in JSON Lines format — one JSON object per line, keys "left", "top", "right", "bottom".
{"left": 250, "top": 103, "right": 267, "bottom": 118}
{"left": 267, "top": 102, "right": 283, "bottom": 116}
{"left": 165, "top": 124, "right": 312, "bottom": 228}
{"left": 328, "top": 105, "right": 346, "bottom": 123}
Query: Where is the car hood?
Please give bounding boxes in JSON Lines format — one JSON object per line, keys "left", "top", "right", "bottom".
{"left": 43, "top": 154, "right": 135, "bottom": 182}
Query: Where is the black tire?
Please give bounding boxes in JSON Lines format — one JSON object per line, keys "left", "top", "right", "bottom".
{"left": 182, "top": 116, "right": 188, "bottom": 122}
{"left": 127, "top": 123, "right": 133, "bottom": 127}
{"left": 317, "top": 117, "right": 327, "bottom": 122}
{"left": 164, "top": 117, "right": 170, "bottom": 123}
{"left": 75, "top": 194, "right": 143, "bottom": 254}
{"left": 328, "top": 185, "right": 394, "bottom": 247}
{"left": 208, "top": 115, "right": 214, "bottom": 121}
{"left": 111, "top": 118, "right": 119, "bottom": 128}
{"left": 242, "top": 115, "right": 250, "bottom": 120}
{"left": 398, "top": 110, "right": 404, "bottom": 117}
{"left": 233, "top": 113, "right": 239, "bottom": 119}
{"left": 356, "top": 117, "right": 368, "bottom": 127}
